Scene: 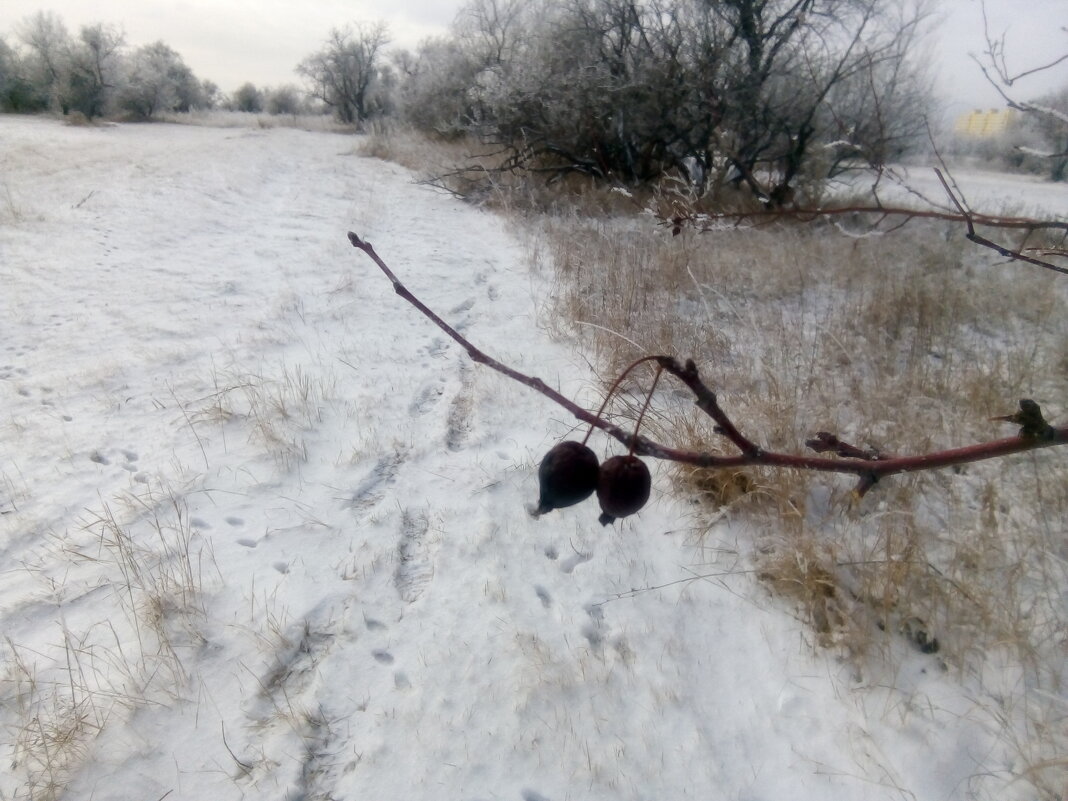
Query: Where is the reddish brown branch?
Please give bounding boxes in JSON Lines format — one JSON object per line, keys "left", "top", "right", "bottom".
{"left": 349, "top": 233, "right": 1068, "bottom": 497}
{"left": 667, "top": 203, "right": 1068, "bottom": 234}
{"left": 669, "top": 192, "right": 1068, "bottom": 276}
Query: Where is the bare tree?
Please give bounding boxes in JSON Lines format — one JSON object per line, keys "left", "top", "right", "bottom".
{"left": 297, "top": 22, "right": 391, "bottom": 125}
{"left": 415, "top": 0, "right": 932, "bottom": 200}
{"left": 970, "top": 0, "right": 1068, "bottom": 181}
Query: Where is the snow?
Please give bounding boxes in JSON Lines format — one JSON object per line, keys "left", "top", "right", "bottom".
{"left": 0, "top": 115, "right": 1050, "bottom": 800}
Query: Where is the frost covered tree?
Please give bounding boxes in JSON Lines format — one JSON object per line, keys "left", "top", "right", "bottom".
{"left": 297, "top": 22, "right": 390, "bottom": 125}
{"left": 119, "top": 41, "right": 200, "bottom": 119}
{"left": 14, "top": 11, "right": 71, "bottom": 112}
{"left": 0, "top": 36, "right": 38, "bottom": 111}
{"left": 232, "top": 81, "right": 264, "bottom": 112}
{"left": 64, "top": 23, "right": 126, "bottom": 118}
{"left": 265, "top": 84, "right": 304, "bottom": 115}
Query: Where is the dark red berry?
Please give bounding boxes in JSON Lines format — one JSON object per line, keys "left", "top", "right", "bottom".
{"left": 596, "top": 455, "right": 651, "bottom": 525}
{"left": 533, "top": 441, "right": 600, "bottom": 516}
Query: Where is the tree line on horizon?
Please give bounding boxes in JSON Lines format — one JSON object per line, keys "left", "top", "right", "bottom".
{"left": 1, "top": 1, "right": 1065, "bottom": 188}
{"left": 0, "top": 10, "right": 309, "bottom": 119}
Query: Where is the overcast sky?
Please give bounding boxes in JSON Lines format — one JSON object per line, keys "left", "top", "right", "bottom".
{"left": 0, "top": 0, "right": 1064, "bottom": 111}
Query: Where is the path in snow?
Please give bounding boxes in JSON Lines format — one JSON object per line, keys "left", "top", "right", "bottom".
{"left": 0, "top": 116, "right": 1034, "bottom": 801}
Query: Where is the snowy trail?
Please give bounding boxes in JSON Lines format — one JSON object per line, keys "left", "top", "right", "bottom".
{"left": 0, "top": 117, "right": 1033, "bottom": 801}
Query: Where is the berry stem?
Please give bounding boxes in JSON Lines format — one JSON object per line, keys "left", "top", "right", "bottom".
{"left": 582, "top": 355, "right": 663, "bottom": 446}
{"left": 629, "top": 365, "right": 663, "bottom": 457}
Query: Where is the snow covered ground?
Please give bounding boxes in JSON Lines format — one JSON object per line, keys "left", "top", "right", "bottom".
{"left": 0, "top": 115, "right": 1057, "bottom": 800}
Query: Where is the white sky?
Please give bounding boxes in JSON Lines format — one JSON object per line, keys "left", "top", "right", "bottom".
{"left": 0, "top": 0, "right": 1065, "bottom": 108}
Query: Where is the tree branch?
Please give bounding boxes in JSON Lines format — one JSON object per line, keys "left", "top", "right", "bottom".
{"left": 933, "top": 168, "right": 1068, "bottom": 275}
{"left": 348, "top": 232, "right": 1068, "bottom": 497}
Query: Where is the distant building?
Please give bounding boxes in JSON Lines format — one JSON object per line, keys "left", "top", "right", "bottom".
{"left": 954, "top": 108, "right": 1017, "bottom": 137}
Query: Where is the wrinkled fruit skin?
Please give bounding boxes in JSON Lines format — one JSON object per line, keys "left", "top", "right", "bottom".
{"left": 534, "top": 441, "right": 600, "bottom": 516}
{"left": 597, "top": 455, "right": 651, "bottom": 525}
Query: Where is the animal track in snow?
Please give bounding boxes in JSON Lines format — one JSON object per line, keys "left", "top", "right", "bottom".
{"left": 372, "top": 649, "right": 394, "bottom": 664}
{"left": 534, "top": 585, "right": 552, "bottom": 608}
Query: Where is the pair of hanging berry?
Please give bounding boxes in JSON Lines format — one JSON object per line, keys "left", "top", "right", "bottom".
{"left": 533, "top": 440, "right": 651, "bottom": 525}
{"left": 532, "top": 358, "right": 663, "bottom": 526}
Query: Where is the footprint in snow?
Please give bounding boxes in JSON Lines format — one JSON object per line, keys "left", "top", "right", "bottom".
{"left": 534, "top": 585, "right": 552, "bottom": 609}
{"left": 394, "top": 510, "right": 433, "bottom": 603}
{"left": 409, "top": 380, "right": 445, "bottom": 416}
{"left": 426, "top": 337, "right": 449, "bottom": 358}
{"left": 372, "top": 649, "right": 394, "bottom": 664}
{"left": 349, "top": 451, "right": 406, "bottom": 511}
{"left": 581, "top": 604, "right": 606, "bottom": 648}
{"left": 560, "top": 548, "right": 593, "bottom": 574}
{"left": 449, "top": 297, "right": 475, "bottom": 316}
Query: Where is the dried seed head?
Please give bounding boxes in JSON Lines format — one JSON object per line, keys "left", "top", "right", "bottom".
{"left": 533, "top": 441, "right": 600, "bottom": 516}
{"left": 597, "top": 454, "right": 651, "bottom": 525}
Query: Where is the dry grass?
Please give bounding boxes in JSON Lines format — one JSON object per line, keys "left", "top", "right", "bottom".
{"left": 159, "top": 109, "right": 355, "bottom": 133}
{"left": 2, "top": 481, "right": 219, "bottom": 800}
{"left": 191, "top": 361, "right": 334, "bottom": 469}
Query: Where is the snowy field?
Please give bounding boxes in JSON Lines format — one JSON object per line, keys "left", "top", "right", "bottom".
{"left": 0, "top": 115, "right": 1058, "bottom": 800}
